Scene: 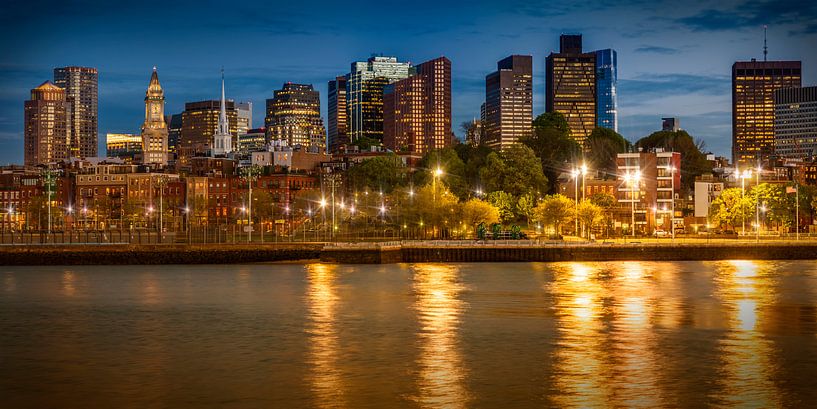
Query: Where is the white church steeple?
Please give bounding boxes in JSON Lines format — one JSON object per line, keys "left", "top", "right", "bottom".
{"left": 212, "top": 69, "right": 233, "bottom": 156}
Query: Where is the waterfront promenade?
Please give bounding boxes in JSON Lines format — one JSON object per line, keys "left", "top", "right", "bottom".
{"left": 1, "top": 238, "right": 816, "bottom": 265}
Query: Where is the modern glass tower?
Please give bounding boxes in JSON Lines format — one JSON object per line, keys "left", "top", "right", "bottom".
{"left": 327, "top": 76, "right": 347, "bottom": 152}
{"left": 595, "top": 49, "right": 617, "bottom": 132}
{"left": 546, "top": 35, "right": 596, "bottom": 147}
{"left": 483, "top": 55, "right": 533, "bottom": 151}
{"left": 346, "top": 56, "right": 414, "bottom": 144}
{"left": 53, "top": 66, "right": 98, "bottom": 158}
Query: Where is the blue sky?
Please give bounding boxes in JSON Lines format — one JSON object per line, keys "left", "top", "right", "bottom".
{"left": 1, "top": 0, "right": 815, "bottom": 165}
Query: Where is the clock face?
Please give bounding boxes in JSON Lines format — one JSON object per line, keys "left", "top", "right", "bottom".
{"left": 151, "top": 104, "right": 160, "bottom": 115}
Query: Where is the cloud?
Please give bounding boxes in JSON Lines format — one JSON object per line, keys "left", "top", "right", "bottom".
{"left": 618, "top": 73, "right": 730, "bottom": 100}
{"left": 676, "top": 0, "right": 817, "bottom": 32}
{"left": 634, "top": 46, "right": 681, "bottom": 55}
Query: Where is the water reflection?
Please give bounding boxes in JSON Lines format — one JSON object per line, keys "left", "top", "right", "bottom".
{"left": 713, "top": 260, "right": 781, "bottom": 407}
{"left": 412, "top": 264, "right": 468, "bottom": 408}
{"left": 306, "top": 264, "right": 345, "bottom": 407}
{"left": 61, "top": 270, "right": 76, "bottom": 297}
{"left": 549, "top": 262, "right": 609, "bottom": 407}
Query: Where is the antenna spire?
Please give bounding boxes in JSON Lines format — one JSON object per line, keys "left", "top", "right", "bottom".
{"left": 763, "top": 25, "right": 768, "bottom": 62}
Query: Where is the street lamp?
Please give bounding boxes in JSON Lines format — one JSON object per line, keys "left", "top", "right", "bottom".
{"left": 572, "top": 168, "right": 579, "bottom": 237}
{"left": 755, "top": 166, "right": 762, "bottom": 243}
{"left": 624, "top": 170, "right": 641, "bottom": 238}
{"left": 739, "top": 168, "right": 752, "bottom": 236}
{"left": 669, "top": 165, "right": 676, "bottom": 241}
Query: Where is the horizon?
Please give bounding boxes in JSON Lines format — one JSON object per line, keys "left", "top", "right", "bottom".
{"left": 2, "top": 0, "right": 816, "bottom": 164}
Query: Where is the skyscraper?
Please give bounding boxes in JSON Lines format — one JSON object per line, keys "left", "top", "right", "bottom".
{"left": 347, "top": 56, "right": 414, "bottom": 144}
{"left": 235, "top": 101, "right": 252, "bottom": 135}
{"left": 546, "top": 35, "right": 597, "bottom": 147}
{"left": 53, "top": 66, "right": 98, "bottom": 158}
{"left": 483, "top": 55, "right": 533, "bottom": 151}
{"left": 166, "top": 113, "right": 182, "bottom": 157}
{"left": 141, "top": 68, "right": 168, "bottom": 165}
{"left": 774, "top": 86, "right": 817, "bottom": 161}
{"left": 595, "top": 49, "right": 617, "bottom": 132}
{"left": 327, "top": 76, "right": 348, "bottom": 152}
{"left": 24, "top": 81, "right": 67, "bottom": 166}
{"left": 383, "top": 57, "right": 452, "bottom": 153}
{"left": 265, "top": 83, "right": 325, "bottom": 149}
{"left": 732, "top": 59, "right": 801, "bottom": 165}
{"left": 179, "top": 100, "right": 239, "bottom": 159}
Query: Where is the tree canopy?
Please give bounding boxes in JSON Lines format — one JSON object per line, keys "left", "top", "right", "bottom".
{"left": 533, "top": 194, "right": 575, "bottom": 234}
{"left": 347, "top": 154, "right": 407, "bottom": 193}
{"left": 585, "top": 127, "right": 631, "bottom": 178}
{"left": 479, "top": 144, "right": 548, "bottom": 198}
{"left": 414, "top": 147, "right": 468, "bottom": 198}
{"left": 523, "top": 112, "right": 581, "bottom": 194}
{"left": 635, "top": 130, "right": 710, "bottom": 192}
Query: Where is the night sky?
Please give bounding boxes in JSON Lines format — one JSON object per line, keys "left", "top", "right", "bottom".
{"left": 1, "top": 0, "right": 815, "bottom": 165}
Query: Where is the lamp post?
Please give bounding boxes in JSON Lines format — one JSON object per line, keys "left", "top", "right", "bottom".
{"left": 240, "top": 165, "right": 261, "bottom": 243}
{"left": 755, "top": 166, "right": 761, "bottom": 243}
{"left": 572, "top": 168, "right": 579, "bottom": 237}
{"left": 433, "top": 167, "right": 443, "bottom": 238}
{"left": 669, "top": 165, "right": 676, "bottom": 241}
{"left": 624, "top": 170, "right": 641, "bottom": 238}
{"left": 739, "top": 168, "right": 752, "bottom": 236}
{"left": 319, "top": 197, "right": 327, "bottom": 241}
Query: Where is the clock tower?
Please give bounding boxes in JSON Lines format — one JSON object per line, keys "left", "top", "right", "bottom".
{"left": 141, "top": 67, "right": 169, "bottom": 165}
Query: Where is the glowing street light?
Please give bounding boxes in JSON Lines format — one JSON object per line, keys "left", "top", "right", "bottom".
{"left": 624, "top": 170, "right": 641, "bottom": 238}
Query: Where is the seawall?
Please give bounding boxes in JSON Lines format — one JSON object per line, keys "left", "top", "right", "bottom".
{"left": 1, "top": 242, "right": 815, "bottom": 265}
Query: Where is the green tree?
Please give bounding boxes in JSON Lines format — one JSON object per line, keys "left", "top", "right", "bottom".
{"left": 709, "top": 188, "right": 753, "bottom": 231}
{"left": 480, "top": 144, "right": 548, "bottom": 197}
{"left": 589, "top": 192, "right": 617, "bottom": 237}
{"left": 460, "top": 199, "right": 500, "bottom": 237}
{"left": 533, "top": 194, "right": 575, "bottom": 235}
{"left": 516, "top": 192, "right": 536, "bottom": 226}
{"left": 486, "top": 191, "right": 515, "bottom": 223}
{"left": 635, "top": 130, "right": 711, "bottom": 193}
{"left": 585, "top": 127, "right": 631, "bottom": 177}
{"left": 347, "top": 154, "right": 407, "bottom": 193}
{"left": 576, "top": 199, "right": 603, "bottom": 239}
{"left": 353, "top": 136, "right": 381, "bottom": 151}
{"left": 454, "top": 143, "right": 494, "bottom": 193}
{"left": 751, "top": 183, "right": 793, "bottom": 230}
{"left": 404, "top": 182, "right": 458, "bottom": 238}
{"left": 523, "top": 112, "right": 581, "bottom": 194}
{"left": 414, "top": 147, "right": 468, "bottom": 199}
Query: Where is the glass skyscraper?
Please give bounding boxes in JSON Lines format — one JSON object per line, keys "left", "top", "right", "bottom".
{"left": 595, "top": 49, "right": 617, "bottom": 132}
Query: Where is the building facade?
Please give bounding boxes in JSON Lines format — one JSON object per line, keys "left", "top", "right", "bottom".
{"left": 347, "top": 56, "right": 414, "bottom": 144}
{"left": 141, "top": 68, "right": 169, "bottom": 165}
{"left": 235, "top": 101, "right": 252, "bottom": 135}
{"left": 483, "top": 55, "right": 533, "bottom": 151}
{"left": 616, "top": 150, "right": 682, "bottom": 235}
{"left": 106, "top": 133, "right": 142, "bottom": 161}
{"left": 594, "top": 49, "right": 617, "bottom": 132}
{"left": 238, "top": 127, "right": 267, "bottom": 154}
{"left": 774, "top": 86, "right": 817, "bottom": 161}
{"left": 546, "top": 35, "right": 597, "bottom": 147}
{"left": 265, "top": 83, "right": 325, "bottom": 149}
{"left": 166, "top": 113, "right": 182, "bottom": 157}
{"left": 383, "top": 57, "right": 452, "bottom": 153}
{"left": 732, "top": 60, "right": 801, "bottom": 166}
{"left": 327, "top": 76, "right": 348, "bottom": 152}
{"left": 179, "top": 100, "right": 239, "bottom": 160}
{"left": 53, "top": 66, "right": 98, "bottom": 159}
{"left": 24, "top": 81, "right": 68, "bottom": 166}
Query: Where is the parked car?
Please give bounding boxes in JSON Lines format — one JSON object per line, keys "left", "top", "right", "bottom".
{"left": 653, "top": 229, "right": 669, "bottom": 237}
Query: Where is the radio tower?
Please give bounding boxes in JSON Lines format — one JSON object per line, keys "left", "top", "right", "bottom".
{"left": 763, "top": 25, "right": 768, "bottom": 61}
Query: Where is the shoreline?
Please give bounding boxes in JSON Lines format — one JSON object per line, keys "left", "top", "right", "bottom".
{"left": 1, "top": 241, "right": 816, "bottom": 265}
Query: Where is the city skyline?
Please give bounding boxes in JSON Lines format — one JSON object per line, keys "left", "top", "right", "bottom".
{"left": 1, "top": 0, "right": 817, "bottom": 165}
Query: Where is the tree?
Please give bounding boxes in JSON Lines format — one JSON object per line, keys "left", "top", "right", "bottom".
{"left": 486, "top": 191, "right": 515, "bottom": 223}
{"left": 751, "top": 183, "right": 793, "bottom": 230}
{"left": 454, "top": 143, "right": 493, "bottom": 193}
{"left": 404, "top": 182, "right": 458, "bottom": 238}
{"left": 516, "top": 192, "right": 536, "bottom": 226}
{"left": 576, "top": 199, "right": 603, "bottom": 239}
{"left": 523, "top": 112, "right": 581, "bottom": 194}
{"left": 460, "top": 199, "right": 500, "bottom": 236}
{"left": 480, "top": 144, "right": 548, "bottom": 197}
{"left": 585, "top": 127, "right": 631, "bottom": 177}
{"left": 347, "top": 154, "right": 407, "bottom": 193}
{"left": 709, "top": 188, "right": 753, "bottom": 231}
{"left": 533, "top": 194, "right": 575, "bottom": 235}
{"left": 414, "top": 148, "right": 468, "bottom": 199}
{"left": 635, "top": 130, "right": 711, "bottom": 193}
{"left": 590, "top": 192, "right": 617, "bottom": 237}
{"left": 353, "top": 136, "right": 381, "bottom": 151}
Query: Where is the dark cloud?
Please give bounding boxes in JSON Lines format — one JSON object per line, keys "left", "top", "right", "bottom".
{"left": 677, "top": 0, "right": 817, "bottom": 32}
{"left": 634, "top": 46, "right": 681, "bottom": 55}
{"left": 619, "top": 73, "right": 730, "bottom": 99}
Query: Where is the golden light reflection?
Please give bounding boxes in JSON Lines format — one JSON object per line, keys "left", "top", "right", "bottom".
{"left": 412, "top": 264, "right": 468, "bottom": 408}
{"left": 713, "top": 260, "right": 780, "bottom": 407}
{"left": 549, "top": 262, "right": 608, "bottom": 407}
{"left": 141, "top": 273, "right": 161, "bottom": 305}
{"left": 4, "top": 273, "right": 16, "bottom": 293}
{"left": 306, "top": 263, "right": 345, "bottom": 407}
{"left": 61, "top": 271, "right": 76, "bottom": 297}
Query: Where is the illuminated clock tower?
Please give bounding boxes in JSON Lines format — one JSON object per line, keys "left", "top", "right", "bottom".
{"left": 141, "top": 67, "right": 169, "bottom": 165}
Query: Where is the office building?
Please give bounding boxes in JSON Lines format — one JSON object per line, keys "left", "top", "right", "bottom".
{"left": 236, "top": 101, "right": 252, "bottom": 135}
{"left": 662, "top": 117, "right": 680, "bottom": 132}
{"left": 327, "top": 76, "right": 348, "bottom": 152}
{"left": 483, "top": 55, "right": 533, "bottom": 151}
{"left": 238, "top": 127, "right": 267, "bottom": 154}
{"left": 179, "top": 100, "right": 239, "bottom": 159}
{"left": 595, "top": 49, "right": 617, "bottom": 131}
{"left": 732, "top": 59, "right": 801, "bottom": 166}
{"left": 546, "top": 35, "right": 597, "bottom": 147}
{"left": 383, "top": 57, "right": 452, "bottom": 153}
{"left": 265, "top": 83, "right": 325, "bottom": 149}
{"left": 347, "top": 56, "right": 414, "bottom": 143}
{"left": 53, "top": 66, "right": 98, "bottom": 158}
{"left": 616, "top": 149, "right": 682, "bottom": 235}
{"left": 166, "top": 113, "right": 182, "bottom": 156}
{"left": 24, "top": 81, "right": 68, "bottom": 166}
{"left": 106, "top": 133, "right": 142, "bottom": 161}
{"left": 774, "top": 86, "right": 817, "bottom": 161}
